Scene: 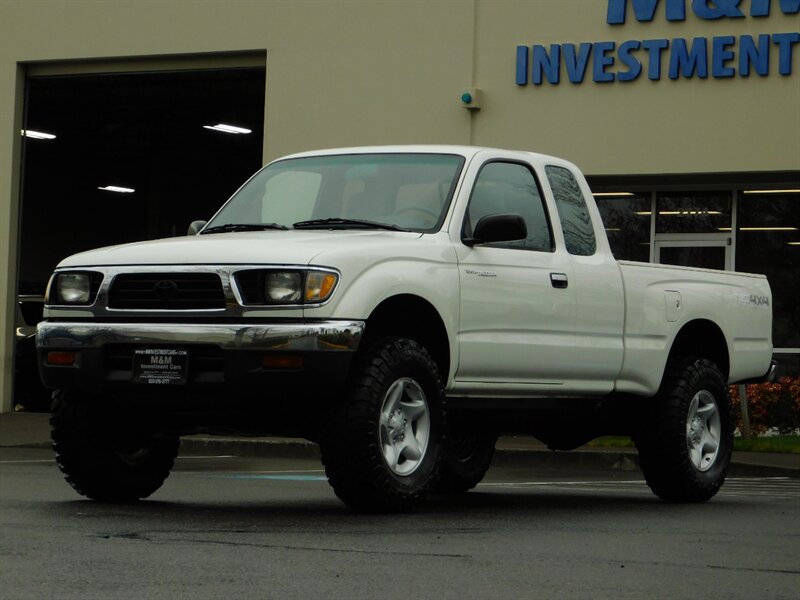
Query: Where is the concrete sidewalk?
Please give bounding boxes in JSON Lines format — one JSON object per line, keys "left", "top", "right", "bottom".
{"left": 2, "top": 411, "right": 797, "bottom": 477}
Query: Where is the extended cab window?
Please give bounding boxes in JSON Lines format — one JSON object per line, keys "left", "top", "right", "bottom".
{"left": 545, "top": 165, "right": 597, "bottom": 256}
{"left": 464, "top": 162, "right": 553, "bottom": 251}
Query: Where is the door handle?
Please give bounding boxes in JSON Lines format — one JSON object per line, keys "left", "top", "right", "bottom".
{"left": 550, "top": 273, "right": 568, "bottom": 289}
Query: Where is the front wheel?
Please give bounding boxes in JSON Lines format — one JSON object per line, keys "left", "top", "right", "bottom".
{"left": 636, "top": 357, "right": 733, "bottom": 503}
{"left": 50, "top": 391, "right": 179, "bottom": 501}
{"left": 320, "top": 338, "right": 446, "bottom": 512}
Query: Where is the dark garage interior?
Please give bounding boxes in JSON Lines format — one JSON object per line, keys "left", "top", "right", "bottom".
{"left": 14, "top": 66, "right": 266, "bottom": 410}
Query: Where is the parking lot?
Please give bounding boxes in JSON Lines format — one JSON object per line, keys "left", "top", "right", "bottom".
{"left": 2, "top": 445, "right": 798, "bottom": 600}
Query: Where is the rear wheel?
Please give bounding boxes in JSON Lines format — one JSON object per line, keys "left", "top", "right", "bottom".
{"left": 636, "top": 357, "right": 733, "bottom": 503}
{"left": 50, "top": 390, "right": 179, "bottom": 501}
{"left": 320, "top": 338, "right": 446, "bottom": 512}
{"left": 436, "top": 425, "right": 496, "bottom": 493}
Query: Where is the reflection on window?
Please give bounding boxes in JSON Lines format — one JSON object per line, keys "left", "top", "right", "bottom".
{"left": 261, "top": 171, "right": 321, "bottom": 224}
{"left": 595, "top": 194, "right": 651, "bottom": 262}
{"left": 736, "top": 191, "right": 800, "bottom": 348}
{"left": 546, "top": 166, "right": 596, "bottom": 256}
{"left": 465, "top": 162, "right": 552, "bottom": 251}
{"left": 656, "top": 191, "right": 731, "bottom": 234}
{"left": 208, "top": 153, "right": 465, "bottom": 233}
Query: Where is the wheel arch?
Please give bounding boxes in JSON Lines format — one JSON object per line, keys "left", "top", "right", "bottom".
{"left": 364, "top": 294, "right": 451, "bottom": 382}
{"left": 667, "top": 319, "right": 730, "bottom": 379}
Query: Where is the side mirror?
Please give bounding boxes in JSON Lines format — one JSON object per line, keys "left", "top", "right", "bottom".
{"left": 187, "top": 220, "right": 207, "bottom": 236}
{"left": 463, "top": 213, "right": 527, "bottom": 246}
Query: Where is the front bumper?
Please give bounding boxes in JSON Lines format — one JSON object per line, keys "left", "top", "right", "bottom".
{"left": 36, "top": 320, "right": 364, "bottom": 394}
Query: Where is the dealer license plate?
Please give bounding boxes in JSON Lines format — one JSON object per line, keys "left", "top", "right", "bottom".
{"left": 132, "top": 348, "right": 188, "bottom": 385}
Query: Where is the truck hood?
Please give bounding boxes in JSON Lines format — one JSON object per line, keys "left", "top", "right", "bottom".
{"left": 56, "top": 230, "right": 424, "bottom": 268}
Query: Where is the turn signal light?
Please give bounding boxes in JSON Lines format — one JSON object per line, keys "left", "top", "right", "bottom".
{"left": 305, "top": 272, "right": 338, "bottom": 303}
{"left": 46, "top": 351, "right": 76, "bottom": 366}
{"left": 261, "top": 355, "right": 303, "bottom": 370}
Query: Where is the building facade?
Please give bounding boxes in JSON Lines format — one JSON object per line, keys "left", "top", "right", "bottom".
{"left": 0, "top": 0, "right": 798, "bottom": 412}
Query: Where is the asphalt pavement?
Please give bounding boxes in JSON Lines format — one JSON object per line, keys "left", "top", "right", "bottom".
{"left": 1, "top": 411, "right": 797, "bottom": 477}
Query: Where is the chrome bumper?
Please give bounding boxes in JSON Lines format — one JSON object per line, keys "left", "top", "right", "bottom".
{"left": 36, "top": 320, "right": 365, "bottom": 352}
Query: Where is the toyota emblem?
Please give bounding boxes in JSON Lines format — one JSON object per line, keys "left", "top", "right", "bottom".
{"left": 153, "top": 279, "right": 179, "bottom": 300}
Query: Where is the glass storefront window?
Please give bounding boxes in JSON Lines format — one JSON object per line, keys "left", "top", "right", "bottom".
{"left": 736, "top": 191, "right": 800, "bottom": 349}
{"left": 594, "top": 194, "right": 651, "bottom": 262}
{"left": 656, "top": 191, "right": 732, "bottom": 234}
{"left": 659, "top": 246, "right": 727, "bottom": 270}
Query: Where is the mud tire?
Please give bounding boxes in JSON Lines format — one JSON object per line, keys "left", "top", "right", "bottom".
{"left": 320, "top": 338, "right": 446, "bottom": 513}
{"left": 50, "top": 390, "right": 179, "bottom": 501}
{"left": 636, "top": 357, "right": 733, "bottom": 503}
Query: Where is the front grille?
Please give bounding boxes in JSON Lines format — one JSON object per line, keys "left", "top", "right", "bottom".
{"left": 233, "top": 270, "right": 263, "bottom": 304}
{"left": 108, "top": 273, "right": 226, "bottom": 310}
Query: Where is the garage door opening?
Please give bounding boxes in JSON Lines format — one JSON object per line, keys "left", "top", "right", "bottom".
{"left": 14, "top": 66, "right": 266, "bottom": 411}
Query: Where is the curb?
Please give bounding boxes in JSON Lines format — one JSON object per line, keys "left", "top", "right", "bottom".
{"left": 4, "top": 426, "right": 797, "bottom": 478}
{"left": 178, "top": 437, "right": 799, "bottom": 478}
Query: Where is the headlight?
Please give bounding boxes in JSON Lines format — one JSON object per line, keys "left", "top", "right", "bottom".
{"left": 236, "top": 268, "right": 339, "bottom": 305}
{"left": 46, "top": 272, "right": 101, "bottom": 305}
{"left": 265, "top": 271, "right": 302, "bottom": 304}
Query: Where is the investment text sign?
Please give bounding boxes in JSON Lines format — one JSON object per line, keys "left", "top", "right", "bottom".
{"left": 516, "top": 0, "right": 799, "bottom": 85}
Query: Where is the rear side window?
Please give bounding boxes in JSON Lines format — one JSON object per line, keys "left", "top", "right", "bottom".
{"left": 546, "top": 165, "right": 597, "bottom": 256}
{"left": 464, "top": 161, "right": 553, "bottom": 252}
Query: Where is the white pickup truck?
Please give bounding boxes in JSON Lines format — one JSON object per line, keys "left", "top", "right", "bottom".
{"left": 37, "top": 145, "right": 775, "bottom": 512}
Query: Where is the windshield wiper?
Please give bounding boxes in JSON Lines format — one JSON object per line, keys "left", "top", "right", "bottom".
{"left": 292, "top": 218, "right": 406, "bottom": 232}
{"left": 201, "top": 223, "right": 290, "bottom": 234}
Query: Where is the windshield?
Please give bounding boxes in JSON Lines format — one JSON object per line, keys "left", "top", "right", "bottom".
{"left": 205, "top": 153, "right": 465, "bottom": 233}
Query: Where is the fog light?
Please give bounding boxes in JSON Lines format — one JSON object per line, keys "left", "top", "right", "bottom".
{"left": 47, "top": 351, "right": 76, "bottom": 366}
{"left": 261, "top": 355, "right": 303, "bottom": 369}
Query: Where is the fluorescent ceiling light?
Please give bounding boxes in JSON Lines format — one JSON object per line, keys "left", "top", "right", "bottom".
{"left": 22, "top": 129, "right": 56, "bottom": 140}
{"left": 593, "top": 192, "right": 635, "bottom": 197}
{"left": 203, "top": 124, "right": 252, "bottom": 134}
{"left": 635, "top": 210, "right": 722, "bottom": 216}
{"left": 661, "top": 210, "right": 722, "bottom": 216}
{"left": 739, "top": 227, "right": 798, "bottom": 231}
{"left": 788, "top": 242, "right": 800, "bottom": 246}
{"left": 98, "top": 185, "right": 135, "bottom": 193}
{"left": 743, "top": 189, "right": 800, "bottom": 195}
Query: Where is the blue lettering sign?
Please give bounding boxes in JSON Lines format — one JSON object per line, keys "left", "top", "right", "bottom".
{"left": 773, "top": 32, "right": 800, "bottom": 74}
{"left": 593, "top": 42, "right": 617, "bottom": 82}
{"left": 642, "top": 40, "right": 669, "bottom": 81}
{"left": 516, "top": 45, "right": 529, "bottom": 85}
{"left": 642, "top": 38, "right": 670, "bottom": 78}
{"left": 618, "top": 40, "right": 644, "bottom": 80}
{"left": 712, "top": 35, "right": 738, "bottom": 76}
{"left": 564, "top": 43, "right": 593, "bottom": 83}
{"left": 608, "top": 0, "right": 799, "bottom": 23}
{"left": 517, "top": 2, "right": 798, "bottom": 87}
{"left": 755, "top": 0, "right": 800, "bottom": 15}
{"left": 739, "top": 34, "right": 770, "bottom": 75}
{"left": 608, "top": 0, "right": 686, "bottom": 23}
{"left": 669, "top": 38, "right": 709, "bottom": 78}
{"left": 532, "top": 44, "right": 561, "bottom": 84}
{"left": 692, "top": 0, "right": 745, "bottom": 20}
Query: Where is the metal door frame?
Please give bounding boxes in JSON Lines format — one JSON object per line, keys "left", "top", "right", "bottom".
{"left": 654, "top": 236, "right": 732, "bottom": 271}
